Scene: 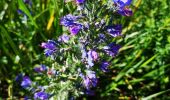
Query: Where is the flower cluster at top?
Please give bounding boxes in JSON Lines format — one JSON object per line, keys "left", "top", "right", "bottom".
{"left": 17, "top": 0, "right": 133, "bottom": 99}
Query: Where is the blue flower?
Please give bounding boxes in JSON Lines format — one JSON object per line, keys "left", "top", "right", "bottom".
{"left": 65, "top": 0, "right": 85, "bottom": 4}
{"left": 41, "top": 40, "right": 57, "bottom": 50}
{"left": 21, "top": 76, "right": 32, "bottom": 88}
{"left": 34, "top": 64, "right": 47, "bottom": 73}
{"left": 88, "top": 50, "right": 98, "bottom": 61}
{"left": 80, "top": 70, "right": 98, "bottom": 89}
{"left": 43, "top": 49, "right": 55, "bottom": 57}
{"left": 113, "top": 0, "right": 132, "bottom": 8}
{"left": 107, "top": 25, "right": 122, "bottom": 37}
{"left": 87, "top": 50, "right": 98, "bottom": 67}
{"left": 85, "top": 89, "right": 95, "bottom": 96}
{"left": 81, "top": 49, "right": 99, "bottom": 67}
{"left": 100, "top": 61, "right": 110, "bottom": 72}
{"left": 69, "top": 24, "right": 82, "bottom": 35}
{"left": 99, "top": 33, "right": 106, "bottom": 39}
{"left": 60, "top": 14, "right": 80, "bottom": 27}
{"left": 87, "top": 58, "right": 94, "bottom": 67}
{"left": 113, "top": 0, "right": 133, "bottom": 16}
{"left": 76, "top": 0, "right": 85, "bottom": 4}
{"left": 58, "top": 34, "right": 70, "bottom": 43}
{"left": 118, "top": 7, "right": 133, "bottom": 16}
{"left": 24, "top": 0, "right": 32, "bottom": 6}
{"left": 60, "top": 14, "right": 83, "bottom": 35}
{"left": 103, "top": 43, "right": 121, "bottom": 57}
{"left": 24, "top": 96, "right": 30, "bottom": 100}
{"left": 41, "top": 40, "right": 57, "bottom": 57}
{"left": 17, "top": 9, "right": 24, "bottom": 15}
{"left": 98, "top": 33, "right": 106, "bottom": 43}
{"left": 34, "top": 91, "right": 49, "bottom": 100}
{"left": 86, "top": 71, "right": 98, "bottom": 87}
{"left": 81, "top": 48, "right": 87, "bottom": 59}
{"left": 15, "top": 73, "right": 23, "bottom": 82}
{"left": 87, "top": 51, "right": 94, "bottom": 67}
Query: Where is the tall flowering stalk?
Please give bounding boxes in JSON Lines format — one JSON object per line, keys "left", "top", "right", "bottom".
{"left": 17, "top": 0, "right": 133, "bottom": 99}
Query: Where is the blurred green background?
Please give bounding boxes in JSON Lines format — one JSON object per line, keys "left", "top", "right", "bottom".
{"left": 0, "top": 0, "right": 170, "bottom": 99}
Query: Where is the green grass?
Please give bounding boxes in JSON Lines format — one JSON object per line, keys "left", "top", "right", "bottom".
{"left": 0, "top": 0, "right": 69, "bottom": 98}
{"left": 99, "top": 0, "right": 170, "bottom": 99}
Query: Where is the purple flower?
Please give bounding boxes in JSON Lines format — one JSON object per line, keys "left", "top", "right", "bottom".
{"left": 58, "top": 34, "right": 70, "bottom": 43}
{"left": 34, "top": 64, "right": 47, "bottom": 73}
{"left": 87, "top": 50, "right": 98, "bottom": 67}
{"left": 24, "top": 0, "right": 32, "bottom": 6}
{"left": 60, "top": 14, "right": 80, "bottom": 27}
{"left": 44, "top": 49, "right": 55, "bottom": 57}
{"left": 41, "top": 40, "right": 57, "bottom": 50}
{"left": 113, "top": 0, "right": 132, "bottom": 8}
{"left": 24, "top": 96, "right": 30, "bottom": 100}
{"left": 21, "top": 76, "right": 32, "bottom": 88}
{"left": 76, "top": 0, "right": 85, "bottom": 4}
{"left": 87, "top": 54, "right": 94, "bottom": 67}
{"left": 41, "top": 40, "right": 57, "bottom": 57}
{"left": 17, "top": 9, "right": 24, "bottom": 15}
{"left": 88, "top": 50, "right": 98, "bottom": 61}
{"left": 81, "top": 49, "right": 87, "bottom": 59}
{"left": 86, "top": 71, "right": 98, "bottom": 87}
{"left": 15, "top": 73, "right": 23, "bottom": 82}
{"left": 100, "top": 61, "right": 110, "bottom": 72}
{"left": 98, "top": 33, "right": 106, "bottom": 42}
{"left": 60, "top": 14, "right": 83, "bottom": 35}
{"left": 107, "top": 25, "right": 122, "bottom": 37}
{"left": 87, "top": 59, "right": 94, "bottom": 67}
{"left": 103, "top": 43, "right": 121, "bottom": 57}
{"left": 113, "top": 0, "right": 133, "bottom": 16}
{"left": 118, "top": 7, "right": 133, "bottom": 16}
{"left": 85, "top": 89, "right": 95, "bottom": 96}
{"left": 80, "top": 71, "right": 98, "bottom": 89}
{"left": 99, "top": 34, "right": 105, "bottom": 38}
{"left": 69, "top": 25, "right": 82, "bottom": 35}
{"left": 34, "top": 92, "right": 49, "bottom": 100}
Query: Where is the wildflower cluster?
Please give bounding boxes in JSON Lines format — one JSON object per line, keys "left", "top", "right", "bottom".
{"left": 17, "top": 0, "right": 133, "bottom": 99}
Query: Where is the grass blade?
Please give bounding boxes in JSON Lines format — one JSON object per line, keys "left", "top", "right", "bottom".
{"left": 142, "top": 89, "right": 170, "bottom": 100}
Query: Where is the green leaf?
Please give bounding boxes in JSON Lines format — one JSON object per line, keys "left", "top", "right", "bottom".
{"left": 142, "top": 89, "right": 170, "bottom": 100}
{"left": 18, "top": 0, "right": 38, "bottom": 28}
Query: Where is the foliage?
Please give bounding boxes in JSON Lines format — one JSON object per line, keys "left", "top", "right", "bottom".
{"left": 101, "top": 0, "right": 170, "bottom": 99}
{"left": 0, "top": 0, "right": 170, "bottom": 99}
